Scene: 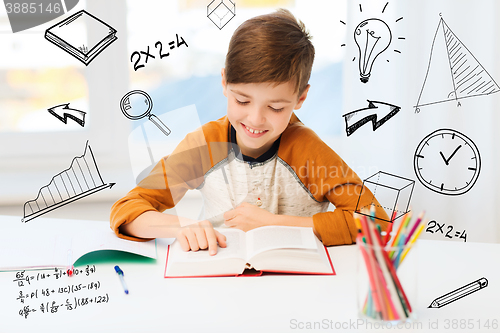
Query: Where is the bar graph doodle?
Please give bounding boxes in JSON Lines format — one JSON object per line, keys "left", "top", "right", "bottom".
{"left": 342, "top": 100, "right": 400, "bottom": 136}
{"left": 22, "top": 142, "right": 115, "bottom": 223}
{"left": 414, "top": 16, "right": 500, "bottom": 112}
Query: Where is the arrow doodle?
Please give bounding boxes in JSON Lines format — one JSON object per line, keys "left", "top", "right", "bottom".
{"left": 48, "top": 103, "right": 86, "bottom": 127}
{"left": 342, "top": 100, "right": 400, "bottom": 136}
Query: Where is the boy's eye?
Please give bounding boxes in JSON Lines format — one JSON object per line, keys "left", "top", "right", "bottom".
{"left": 236, "top": 99, "right": 249, "bottom": 105}
{"left": 269, "top": 106, "right": 284, "bottom": 112}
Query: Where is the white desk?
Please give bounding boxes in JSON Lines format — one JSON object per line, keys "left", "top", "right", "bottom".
{"left": 1, "top": 215, "right": 499, "bottom": 333}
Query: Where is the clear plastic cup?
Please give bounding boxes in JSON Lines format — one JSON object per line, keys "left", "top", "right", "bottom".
{"left": 356, "top": 238, "right": 418, "bottom": 324}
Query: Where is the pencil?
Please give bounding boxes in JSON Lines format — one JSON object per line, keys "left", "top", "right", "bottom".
{"left": 382, "top": 206, "right": 398, "bottom": 245}
{"left": 404, "top": 211, "right": 425, "bottom": 244}
{"left": 369, "top": 219, "right": 410, "bottom": 318}
{"left": 388, "top": 211, "right": 413, "bottom": 260}
{"left": 359, "top": 216, "right": 387, "bottom": 319}
{"left": 399, "top": 221, "right": 426, "bottom": 264}
{"left": 428, "top": 278, "right": 488, "bottom": 308}
{"left": 389, "top": 211, "right": 411, "bottom": 248}
{"left": 358, "top": 236, "right": 383, "bottom": 319}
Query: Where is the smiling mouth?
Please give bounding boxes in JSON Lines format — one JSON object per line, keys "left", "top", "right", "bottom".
{"left": 242, "top": 123, "right": 268, "bottom": 134}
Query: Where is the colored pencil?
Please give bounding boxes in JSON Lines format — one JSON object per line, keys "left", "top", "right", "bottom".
{"left": 404, "top": 211, "right": 425, "bottom": 245}
{"left": 399, "top": 221, "right": 426, "bottom": 264}
{"left": 368, "top": 218, "right": 409, "bottom": 318}
{"left": 359, "top": 216, "right": 388, "bottom": 320}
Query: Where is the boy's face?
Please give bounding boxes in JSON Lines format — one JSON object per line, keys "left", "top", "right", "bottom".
{"left": 222, "top": 69, "right": 309, "bottom": 158}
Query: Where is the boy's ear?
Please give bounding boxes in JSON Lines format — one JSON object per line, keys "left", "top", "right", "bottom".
{"left": 221, "top": 68, "right": 228, "bottom": 97}
{"left": 294, "top": 84, "right": 310, "bottom": 110}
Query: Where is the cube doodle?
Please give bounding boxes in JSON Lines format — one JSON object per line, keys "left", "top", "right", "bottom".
{"left": 355, "top": 171, "right": 414, "bottom": 223}
{"left": 207, "top": 0, "right": 236, "bottom": 30}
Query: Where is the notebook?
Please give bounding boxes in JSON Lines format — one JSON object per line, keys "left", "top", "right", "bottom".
{"left": 45, "top": 10, "right": 117, "bottom": 65}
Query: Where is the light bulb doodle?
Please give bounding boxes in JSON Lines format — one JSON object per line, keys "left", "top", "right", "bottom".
{"left": 340, "top": 2, "right": 404, "bottom": 84}
{"left": 354, "top": 18, "right": 392, "bottom": 83}
{"left": 120, "top": 90, "right": 171, "bottom": 137}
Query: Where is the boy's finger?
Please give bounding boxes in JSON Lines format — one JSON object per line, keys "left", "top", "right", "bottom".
{"left": 224, "top": 218, "right": 235, "bottom": 227}
{"left": 185, "top": 230, "right": 199, "bottom": 251}
{"left": 195, "top": 228, "right": 209, "bottom": 250}
{"left": 215, "top": 230, "right": 227, "bottom": 248}
{"left": 223, "top": 210, "right": 236, "bottom": 221}
{"left": 205, "top": 227, "right": 219, "bottom": 255}
{"left": 177, "top": 235, "right": 191, "bottom": 252}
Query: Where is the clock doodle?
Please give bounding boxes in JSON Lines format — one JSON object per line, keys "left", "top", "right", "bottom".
{"left": 414, "top": 129, "right": 481, "bottom": 195}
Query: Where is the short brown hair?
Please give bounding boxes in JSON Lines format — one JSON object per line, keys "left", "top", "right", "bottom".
{"left": 224, "top": 8, "right": 315, "bottom": 96}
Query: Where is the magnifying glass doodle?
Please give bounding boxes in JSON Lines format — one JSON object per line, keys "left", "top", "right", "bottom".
{"left": 120, "top": 90, "right": 171, "bottom": 136}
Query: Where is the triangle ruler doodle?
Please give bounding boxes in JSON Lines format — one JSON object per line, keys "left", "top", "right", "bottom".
{"left": 414, "top": 17, "right": 500, "bottom": 111}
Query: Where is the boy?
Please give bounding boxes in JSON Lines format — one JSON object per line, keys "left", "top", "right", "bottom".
{"left": 110, "top": 9, "right": 388, "bottom": 254}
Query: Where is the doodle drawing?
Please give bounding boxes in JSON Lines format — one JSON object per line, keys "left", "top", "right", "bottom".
{"left": 22, "top": 141, "right": 115, "bottom": 223}
{"left": 414, "top": 129, "right": 481, "bottom": 196}
{"left": 429, "top": 277, "right": 488, "bottom": 308}
{"left": 340, "top": 3, "right": 404, "bottom": 83}
{"left": 354, "top": 18, "right": 392, "bottom": 83}
{"left": 355, "top": 171, "right": 414, "bottom": 223}
{"left": 207, "top": 0, "right": 235, "bottom": 30}
{"left": 47, "top": 103, "right": 86, "bottom": 127}
{"left": 415, "top": 17, "right": 500, "bottom": 112}
{"left": 342, "top": 100, "right": 400, "bottom": 136}
{"left": 45, "top": 10, "right": 117, "bottom": 66}
{"left": 120, "top": 90, "right": 171, "bottom": 137}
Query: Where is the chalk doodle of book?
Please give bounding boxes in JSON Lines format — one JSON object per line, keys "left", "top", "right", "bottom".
{"left": 22, "top": 142, "right": 115, "bottom": 223}
{"left": 414, "top": 16, "right": 500, "bottom": 112}
{"left": 45, "top": 10, "right": 117, "bottom": 66}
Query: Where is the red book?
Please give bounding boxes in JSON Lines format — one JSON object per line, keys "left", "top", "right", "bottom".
{"left": 164, "top": 226, "right": 335, "bottom": 278}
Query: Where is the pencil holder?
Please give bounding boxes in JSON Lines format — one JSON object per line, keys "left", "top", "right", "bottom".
{"left": 356, "top": 239, "right": 418, "bottom": 324}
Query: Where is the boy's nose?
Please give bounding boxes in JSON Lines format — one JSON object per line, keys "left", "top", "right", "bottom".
{"left": 247, "top": 107, "right": 266, "bottom": 127}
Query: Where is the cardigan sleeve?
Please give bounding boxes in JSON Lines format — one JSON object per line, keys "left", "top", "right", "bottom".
{"left": 279, "top": 115, "right": 390, "bottom": 246}
{"left": 109, "top": 126, "right": 219, "bottom": 241}
{"left": 312, "top": 184, "right": 390, "bottom": 246}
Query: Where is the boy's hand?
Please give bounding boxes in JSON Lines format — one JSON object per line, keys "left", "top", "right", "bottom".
{"left": 175, "top": 220, "right": 227, "bottom": 255}
{"left": 223, "top": 202, "right": 274, "bottom": 232}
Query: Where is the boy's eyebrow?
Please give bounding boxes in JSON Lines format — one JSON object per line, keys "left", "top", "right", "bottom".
{"left": 230, "top": 89, "right": 292, "bottom": 103}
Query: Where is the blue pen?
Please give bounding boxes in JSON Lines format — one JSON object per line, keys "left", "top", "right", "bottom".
{"left": 114, "top": 265, "right": 129, "bottom": 294}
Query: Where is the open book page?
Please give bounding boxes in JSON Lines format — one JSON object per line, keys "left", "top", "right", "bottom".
{"left": 245, "top": 226, "right": 318, "bottom": 260}
{"left": 168, "top": 228, "right": 246, "bottom": 263}
{"left": 248, "top": 233, "right": 334, "bottom": 274}
{"left": 165, "top": 228, "right": 247, "bottom": 277}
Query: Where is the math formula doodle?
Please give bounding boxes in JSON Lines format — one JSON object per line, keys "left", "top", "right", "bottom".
{"left": 426, "top": 220, "right": 467, "bottom": 242}
{"left": 130, "top": 34, "right": 188, "bottom": 71}
{"left": 12, "top": 266, "right": 109, "bottom": 319}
